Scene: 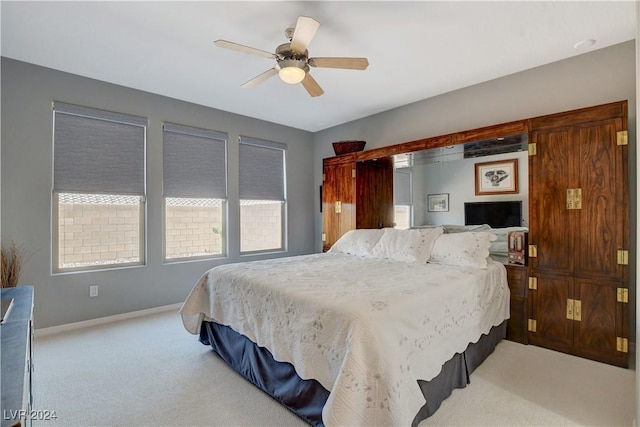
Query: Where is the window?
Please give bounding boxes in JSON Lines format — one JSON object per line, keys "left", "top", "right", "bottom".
{"left": 238, "top": 136, "right": 286, "bottom": 254}
{"left": 53, "top": 102, "right": 146, "bottom": 272}
{"left": 163, "top": 123, "right": 227, "bottom": 261}
{"left": 394, "top": 170, "right": 412, "bottom": 229}
{"left": 394, "top": 205, "right": 411, "bottom": 230}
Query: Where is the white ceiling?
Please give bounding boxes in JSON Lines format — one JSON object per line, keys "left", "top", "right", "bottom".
{"left": 1, "top": 1, "right": 636, "bottom": 132}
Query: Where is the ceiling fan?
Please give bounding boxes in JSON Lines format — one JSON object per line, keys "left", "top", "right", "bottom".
{"left": 214, "top": 16, "right": 369, "bottom": 97}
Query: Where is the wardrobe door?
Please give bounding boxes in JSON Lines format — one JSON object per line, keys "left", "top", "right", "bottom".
{"left": 574, "top": 279, "right": 627, "bottom": 366}
{"left": 572, "top": 118, "right": 627, "bottom": 280}
{"left": 529, "top": 127, "right": 576, "bottom": 275}
{"left": 356, "top": 158, "right": 394, "bottom": 229}
{"left": 571, "top": 118, "right": 628, "bottom": 367}
{"left": 322, "top": 155, "right": 355, "bottom": 251}
{"left": 528, "top": 273, "right": 574, "bottom": 352}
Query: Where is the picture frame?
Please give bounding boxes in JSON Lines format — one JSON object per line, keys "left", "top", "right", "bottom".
{"left": 427, "top": 193, "right": 449, "bottom": 212}
{"left": 475, "top": 158, "right": 519, "bottom": 195}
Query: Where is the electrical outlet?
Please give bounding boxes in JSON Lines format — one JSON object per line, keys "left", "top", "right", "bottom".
{"left": 89, "top": 285, "right": 99, "bottom": 297}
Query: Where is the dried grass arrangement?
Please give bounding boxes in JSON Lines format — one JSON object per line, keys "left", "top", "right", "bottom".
{"left": 1, "top": 240, "right": 26, "bottom": 288}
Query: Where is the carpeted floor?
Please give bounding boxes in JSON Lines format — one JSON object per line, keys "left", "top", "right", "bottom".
{"left": 32, "top": 309, "right": 635, "bottom": 426}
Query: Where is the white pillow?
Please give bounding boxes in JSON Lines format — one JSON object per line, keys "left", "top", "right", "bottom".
{"left": 371, "top": 227, "right": 444, "bottom": 263}
{"left": 429, "top": 231, "right": 496, "bottom": 269}
{"left": 489, "top": 241, "right": 508, "bottom": 256}
{"left": 328, "top": 229, "right": 385, "bottom": 257}
{"left": 443, "top": 224, "right": 492, "bottom": 234}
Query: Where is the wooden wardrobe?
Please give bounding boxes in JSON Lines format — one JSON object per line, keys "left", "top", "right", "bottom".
{"left": 527, "top": 101, "right": 629, "bottom": 367}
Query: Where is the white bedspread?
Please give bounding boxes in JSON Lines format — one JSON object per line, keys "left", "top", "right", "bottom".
{"left": 180, "top": 252, "right": 509, "bottom": 426}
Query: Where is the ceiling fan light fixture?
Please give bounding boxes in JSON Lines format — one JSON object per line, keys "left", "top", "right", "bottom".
{"left": 278, "top": 59, "right": 307, "bottom": 84}
{"left": 279, "top": 66, "right": 305, "bottom": 84}
{"left": 214, "top": 15, "right": 367, "bottom": 96}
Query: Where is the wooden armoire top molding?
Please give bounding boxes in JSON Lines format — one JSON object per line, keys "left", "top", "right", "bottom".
{"left": 529, "top": 100, "right": 628, "bottom": 130}
{"left": 327, "top": 100, "right": 628, "bottom": 162}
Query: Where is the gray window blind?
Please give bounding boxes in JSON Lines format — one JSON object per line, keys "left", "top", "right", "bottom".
{"left": 239, "top": 136, "right": 286, "bottom": 201}
{"left": 163, "top": 123, "right": 227, "bottom": 199}
{"left": 53, "top": 102, "right": 146, "bottom": 195}
{"left": 394, "top": 170, "right": 412, "bottom": 205}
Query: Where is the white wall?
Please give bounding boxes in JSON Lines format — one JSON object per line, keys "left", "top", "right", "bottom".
{"left": 1, "top": 58, "right": 316, "bottom": 328}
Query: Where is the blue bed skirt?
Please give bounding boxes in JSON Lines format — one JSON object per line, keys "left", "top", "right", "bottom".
{"left": 199, "top": 320, "right": 506, "bottom": 426}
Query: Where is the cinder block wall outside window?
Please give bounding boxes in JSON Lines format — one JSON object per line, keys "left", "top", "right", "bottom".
{"left": 394, "top": 206, "right": 410, "bottom": 229}
{"left": 58, "top": 202, "right": 140, "bottom": 268}
{"left": 59, "top": 201, "right": 282, "bottom": 267}
{"left": 240, "top": 203, "right": 282, "bottom": 252}
{"left": 165, "top": 204, "right": 223, "bottom": 259}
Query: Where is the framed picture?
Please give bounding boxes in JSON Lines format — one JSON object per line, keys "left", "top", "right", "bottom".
{"left": 427, "top": 193, "right": 449, "bottom": 212}
{"left": 475, "top": 158, "right": 519, "bottom": 195}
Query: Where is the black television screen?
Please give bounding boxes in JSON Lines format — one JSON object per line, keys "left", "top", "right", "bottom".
{"left": 464, "top": 201, "right": 522, "bottom": 228}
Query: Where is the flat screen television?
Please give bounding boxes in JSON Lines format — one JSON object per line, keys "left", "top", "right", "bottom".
{"left": 464, "top": 201, "right": 522, "bottom": 228}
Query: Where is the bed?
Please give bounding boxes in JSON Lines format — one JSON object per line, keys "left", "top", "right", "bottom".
{"left": 180, "top": 227, "right": 510, "bottom": 426}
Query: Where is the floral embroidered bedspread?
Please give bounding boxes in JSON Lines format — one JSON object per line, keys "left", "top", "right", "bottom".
{"left": 180, "top": 252, "right": 509, "bottom": 426}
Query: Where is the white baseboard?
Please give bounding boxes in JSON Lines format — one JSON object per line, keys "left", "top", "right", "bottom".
{"left": 34, "top": 302, "right": 183, "bottom": 337}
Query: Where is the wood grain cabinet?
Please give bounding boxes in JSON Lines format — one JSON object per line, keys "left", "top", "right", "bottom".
{"left": 322, "top": 154, "right": 394, "bottom": 251}
{"left": 505, "top": 264, "right": 528, "bottom": 344}
{"left": 527, "top": 101, "right": 630, "bottom": 367}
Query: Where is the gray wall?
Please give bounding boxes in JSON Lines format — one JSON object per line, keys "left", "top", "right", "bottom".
{"left": 1, "top": 58, "right": 316, "bottom": 329}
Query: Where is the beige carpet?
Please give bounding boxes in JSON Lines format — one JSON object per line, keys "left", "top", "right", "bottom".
{"left": 32, "top": 309, "right": 635, "bottom": 426}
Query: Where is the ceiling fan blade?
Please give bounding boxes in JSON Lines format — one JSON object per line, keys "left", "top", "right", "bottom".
{"left": 309, "top": 57, "right": 369, "bottom": 70}
{"left": 241, "top": 68, "right": 279, "bottom": 89}
{"left": 301, "top": 73, "right": 324, "bottom": 97}
{"left": 290, "top": 16, "right": 320, "bottom": 53}
{"left": 214, "top": 40, "right": 276, "bottom": 59}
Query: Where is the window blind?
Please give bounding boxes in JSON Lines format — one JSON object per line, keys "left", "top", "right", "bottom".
{"left": 53, "top": 102, "right": 146, "bottom": 195}
{"left": 239, "top": 136, "right": 286, "bottom": 201}
{"left": 163, "top": 122, "right": 227, "bottom": 199}
{"left": 394, "top": 170, "right": 412, "bottom": 205}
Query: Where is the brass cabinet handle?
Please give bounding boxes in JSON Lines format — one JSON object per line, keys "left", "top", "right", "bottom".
{"left": 566, "top": 299, "right": 582, "bottom": 321}
{"left": 566, "top": 188, "right": 582, "bottom": 210}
